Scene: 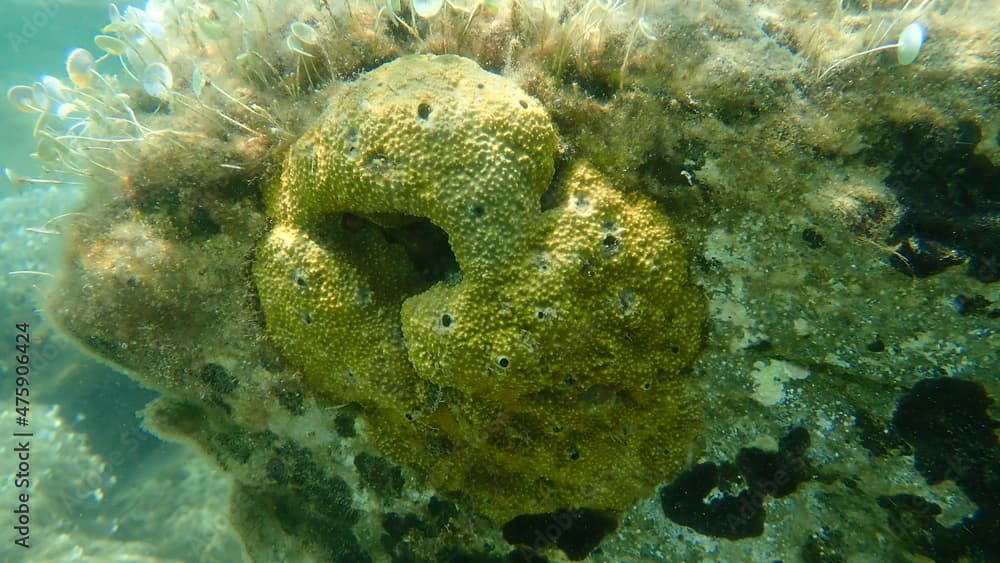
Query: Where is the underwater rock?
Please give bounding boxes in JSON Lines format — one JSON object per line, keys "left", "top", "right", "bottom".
{"left": 9, "top": 0, "right": 998, "bottom": 560}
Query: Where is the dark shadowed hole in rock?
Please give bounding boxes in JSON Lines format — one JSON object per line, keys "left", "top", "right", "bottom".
{"left": 321, "top": 213, "right": 458, "bottom": 290}
{"left": 539, "top": 179, "right": 561, "bottom": 212}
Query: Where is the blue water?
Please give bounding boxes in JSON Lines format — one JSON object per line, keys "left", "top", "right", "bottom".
{"left": 2, "top": 2, "right": 245, "bottom": 561}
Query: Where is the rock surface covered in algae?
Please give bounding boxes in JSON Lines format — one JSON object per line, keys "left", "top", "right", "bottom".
{"left": 7, "top": 0, "right": 997, "bottom": 561}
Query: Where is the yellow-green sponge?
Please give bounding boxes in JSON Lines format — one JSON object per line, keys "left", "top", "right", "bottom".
{"left": 255, "top": 54, "right": 707, "bottom": 521}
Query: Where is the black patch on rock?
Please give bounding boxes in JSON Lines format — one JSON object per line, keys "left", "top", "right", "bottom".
{"left": 892, "top": 378, "right": 998, "bottom": 501}
{"left": 736, "top": 426, "right": 812, "bottom": 498}
{"left": 660, "top": 427, "right": 813, "bottom": 539}
{"left": 866, "top": 336, "right": 886, "bottom": 353}
{"left": 502, "top": 509, "right": 618, "bottom": 561}
{"left": 886, "top": 378, "right": 1000, "bottom": 561}
{"left": 883, "top": 120, "right": 1000, "bottom": 282}
{"left": 802, "top": 227, "right": 825, "bottom": 249}
{"left": 660, "top": 461, "right": 765, "bottom": 539}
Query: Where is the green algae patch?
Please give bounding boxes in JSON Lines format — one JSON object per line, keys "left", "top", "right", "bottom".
{"left": 255, "top": 54, "right": 707, "bottom": 521}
